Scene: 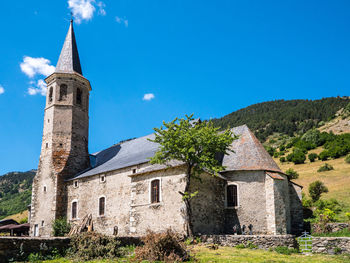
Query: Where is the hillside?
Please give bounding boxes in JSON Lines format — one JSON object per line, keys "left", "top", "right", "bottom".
{"left": 212, "top": 97, "right": 350, "bottom": 142}
{"left": 0, "top": 170, "right": 36, "bottom": 220}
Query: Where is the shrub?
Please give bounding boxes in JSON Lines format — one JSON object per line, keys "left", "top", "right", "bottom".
{"left": 314, "top": 199, "right": 342, "bottom": 214}
{"left": 346, "top": 212, "right": 350, "bottom": 222}
{"left": 319, "top": 151, "right": 329, "bottom": 161}
{"left": 265, "top": 146, "right": 276, "bottom": 157}
{"left": 19, "top": 217, "right": 28, "bottom": 224}
{"left": 246, "top": 241, "right": 257, "bottom": 249}
{"left": 235, "top": 244, "right": 246, "bottom": 249}
{"left": 279, "top": 145, "right": 286, "bottom": 151}
{"left": 345, "top": 154, "right": 350, "bottom": 164}
{"left": 134, "top": 229, "right": 190, "bottom": 262}
{"left": 279, "top": 157, "right": 286, "bottom": 163}
{"left": 52, "top": 218, "right": 70, "bottom": 237}
{"left": 309, "top": 181, "right": 328, "bottom": 202}
{"left": 308, "top": 153, "right": 318, "bottom": 162}
{"left": 68, "top": 232, "right": 122, "bottom": 260}
{"left": 317, "top": 163, "right": 334, "bottom": 172}
{"left": 286, "top": 148, "right": 306, "bottom": 164}
{"left": 285, "top": 168, "right": 299, "bottom": 180}
{"left": 274, "top": 246, "right": 299, "bottom": 255}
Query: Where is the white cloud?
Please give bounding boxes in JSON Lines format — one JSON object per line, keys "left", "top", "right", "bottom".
{"left": 20, "top": 56, "right": 55, "bottom": 78}
{"left": 0, "top": 85, "right": 4, "bottom": 95}
{"left": 28, "top": 79, "right": 47, "bottom": 96}
{"left": 68, "top": 0, "right": 106, "bottom": 23}
{"left": 97, "top": 1, "right": 106, "bottom": 16}
{"left": 143, "top": 93, "right": 155, "bottom": 101}
{"left": 115, "top": 16, "right": 128, "bottom": 27}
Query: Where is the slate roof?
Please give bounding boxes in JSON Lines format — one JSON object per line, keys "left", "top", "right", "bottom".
{"left": 55, "top": 20, "right": 83, "bottom": 75}
{"left": 222, "top": 125, "right": 282, "bottom": 173}
{"left": 71, "top": 124, "right": 281, "bottom": 180}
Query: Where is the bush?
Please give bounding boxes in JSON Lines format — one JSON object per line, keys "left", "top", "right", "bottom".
{"left": 285, "top": 168, "right": 299, "bottom": 180}
{"left": 134, "top": 229, "right": 190, "bottom": 262}
{"left": 265, "top": 146, "right": 276, "bottom": 157}
{"left": 345, "top": 154, "right": 350, "bottom": 164}
{"left": 319, "top": 151, "right": 330, "bottom": 161}
{"left": 317, "top": 163, "right": 334, "bottom": 172}
{"left": 308, "top": 153, "right": 318, "bottom": 162}
{"left": 68, "top": 232, "right": 123, "bottom": 260}
{"left": 279, "top": 157, "right": 286, "bottom": 163}
{"left": 346, "top": 212, "right": 350, "bottom": 222}
{"left": 19, "top": 217, "right": 28, "bottom": 224}
{"left": 286, "top": 148, "right": 306, "bottom": 164}
{"left": 274, "top": 246, "right": 299, "bottom": 255}
{"left": 309, "top": 181, "right": 328, "bottom": 202}
{"left": 52, "top": 218, "right": 70, "bottom": 237}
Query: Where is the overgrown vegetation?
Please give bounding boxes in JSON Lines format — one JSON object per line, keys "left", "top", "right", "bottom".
{"left": 52, "top": 218, "right": 71, "bottom": 237}
{"left": 134, "top": 229, "right": 190, "bottom": 262}
{"left": 68, "top": 232, "right": 124, "bottom": 260}
{"left": 212, "top": 97, "right": 350, "bottom": 141}
{"left": 309, "top": 181, "right": 329, "bottom": 202}
{"left": 285, "top": 168, "right": 299, "bottom": 179}
{"left": 0, "top": 170, "right": 36, "bottom": 219}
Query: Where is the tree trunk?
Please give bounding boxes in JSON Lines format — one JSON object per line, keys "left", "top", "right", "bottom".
{"left": 184, "top": 165, "right": 194, "bottom": 237}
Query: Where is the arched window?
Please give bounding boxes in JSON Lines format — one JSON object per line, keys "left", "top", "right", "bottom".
{"left": 76, "top": 88, "right": 82, "bottom": 105}
{"left": 59, "top": 84, "right": 68, "bottom": 101}
{"left": 151, "top": 179, "right": 160, "bottom": 203}
{"left": 48, "top": 87, "right": 53, "bottom": 103}
{"left": 99, "top": 197, "right": 105, "bottom": 216}
{"left": 226, "top": 184, "right": 238, "bottom": 207}
{"left": 72, "top": 201, "right": 77, "bottom": 219}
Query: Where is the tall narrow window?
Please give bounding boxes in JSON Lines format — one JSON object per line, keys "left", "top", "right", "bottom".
{"left": 226, "top": 185, "right": 238, "bottom": 207}
{"left": 151, "top": 179, "right": 160, "bottom": 203}
{"left": 76, "top": 88, "right": 82, "bottom": 105}
{"left": 99, "top": 197, "right": 105, "bottom": 216}
{"left": 48, "top": 87, "right": 53, "bottom": 103}
{"left": 59, "top": 84, "right": 67, "bottom": 101}
{"left": 72, "top": 201, "right": 77, "bottom": 219}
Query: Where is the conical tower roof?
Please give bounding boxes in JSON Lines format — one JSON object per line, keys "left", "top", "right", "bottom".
{"left": 222, "top": 125, "right": 282, "bottom": 173}
{"left": 55, "top": 20, "right": 83, "bottom": 75}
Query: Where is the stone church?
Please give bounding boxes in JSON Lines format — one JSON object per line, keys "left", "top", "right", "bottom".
{"left": 29, "top": 21, "right": 303, "bottom": 237}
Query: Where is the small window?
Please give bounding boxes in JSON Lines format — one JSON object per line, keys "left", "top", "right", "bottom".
{"left": 76, "top": 88, "right": 82, "bottom": 105}
{"left": 73, "top": 180, "right": 79, "bottom": 188}
{"left": 48, "top": 119, "right": 50, "bottom": 123}
{"left": 59, "top": 84, "right": 68, "bottom": 101}
{"left": 100, "top": 174, "right": 106, "bottom": 183}
{"left": 41, "top": 220, "right": 44, "bottom": 227}
{"left": 46, "top": 143, "right": 48, "bottom": 149}
{"left": 151, "top": 179, "right": 160, "bottom": 203}
{"left": 132, "top": 169, "right": 136, "bottom": 174}
{"left": 99, "top": 197, "right": 105, "bottom": 216}
{"left": 43, "top": 186, "right": 47, "bottom": 192}
{"left": 48, "top": 87, "right": 53, "bottom": 103}
{"left": 72, "top": 201, "right": 77, "bottom": 219}
{"left": 226, "top": 185, "right": 238, "bottom": 207}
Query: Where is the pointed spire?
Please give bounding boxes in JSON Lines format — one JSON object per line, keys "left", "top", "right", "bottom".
{"left": 55, "top": 20, "right": 83, "bottom": 75}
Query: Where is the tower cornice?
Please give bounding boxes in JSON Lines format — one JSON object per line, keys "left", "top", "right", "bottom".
{"left": 45, "top": 72, "right": 92, "bottom": 91}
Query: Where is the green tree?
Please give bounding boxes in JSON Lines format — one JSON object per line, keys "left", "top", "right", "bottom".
{"left": 285, "top": 168, "right": 299, "bottom": 179}
{"left": 149, "top": 115, "right": 236, "bottom": 237}
{"left": 52, "top": 218, "right": 71, "bottom": 237}
{"left": 309, "top": 181, "right": 329, "bottom": 202}
{"left": 308, "top": 153, "right": 318, "bottom": 162}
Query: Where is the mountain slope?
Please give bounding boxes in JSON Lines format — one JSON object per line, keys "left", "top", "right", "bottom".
{"left": 0, "top": 170, "right": 36, "bottom": 219}
{"left": 212, "top": 97, "right": 350, "bottom": 141}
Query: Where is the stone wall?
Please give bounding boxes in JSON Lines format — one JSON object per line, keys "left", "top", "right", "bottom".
{"left": 273, "top": 174, "right": 290, "bottom": 235}
{"left": 190, "top": 173, "right": 225, "bottom": 235}
{"left": 288, "top": 182, "right": 303, "bottom": 235}
{"left": 0, "top": 237, "right": 70, "bottom": 262}
{"left": 201, "top": 234, "right": 298, "bottom": 249}
{"left": 312, "top": 237, "right": 350, "bottom": 254}
{"left": 225, "top": 171, "right": 268, "bottom": 234}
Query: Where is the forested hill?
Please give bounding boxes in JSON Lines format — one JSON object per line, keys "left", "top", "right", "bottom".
{"left": 0, "top": 170, "right": 36, "bottom": 219}
{"left": 212, "top": 97, "right": 350, "bottom": 142}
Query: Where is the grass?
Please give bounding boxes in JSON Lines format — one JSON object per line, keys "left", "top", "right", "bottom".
{"left": 274, "top": 147, "right": 350, "bottom": 221}
{"left": 31, "top": 246, "right": 350, "bottom": 263}
{"left": 313, "top": 228, "right": 350, "bottom": 237}
{"left": 4, "top": 210, "right": 28, "bottom": 222}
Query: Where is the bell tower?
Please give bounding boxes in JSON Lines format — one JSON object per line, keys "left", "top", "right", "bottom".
{"left": 30, "top": 20, "right": 91, "bottom": 236}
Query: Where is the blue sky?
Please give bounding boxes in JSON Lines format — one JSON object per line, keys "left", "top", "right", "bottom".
{"left": 0, "top": 0, "right": 349, "bottom": 174}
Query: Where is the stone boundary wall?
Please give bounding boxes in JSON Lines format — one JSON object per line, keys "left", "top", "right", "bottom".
{"left": 0, "top": 236, "right": 141, "bottom": 262}
{"left": 0, "top": 237, "right": 70, "bottom": 262}
{"left": 201, "top": 235, "right": 298, "bottom": 249}
{"left": 312, "top": 237, "right": 350, "bottom": 254}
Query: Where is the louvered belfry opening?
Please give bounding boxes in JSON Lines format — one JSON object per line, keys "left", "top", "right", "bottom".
{"left": 151, "top": 179, "right": 160, "bottom": 203}
{"left": 227, "top": 185, "right": 238, "bottom": 207}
